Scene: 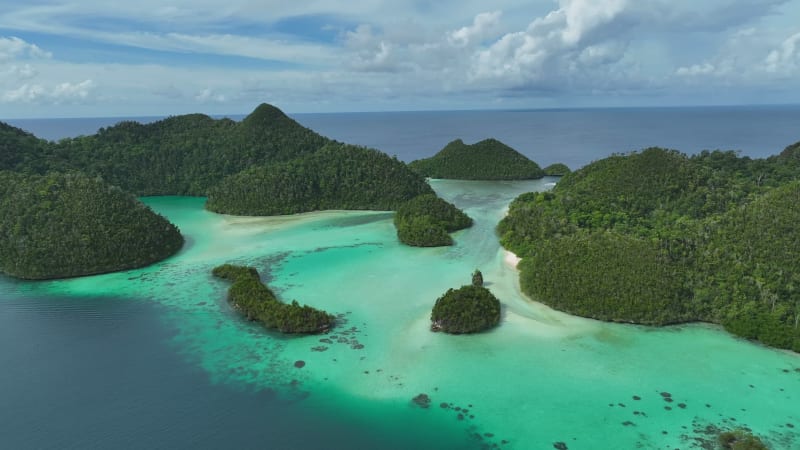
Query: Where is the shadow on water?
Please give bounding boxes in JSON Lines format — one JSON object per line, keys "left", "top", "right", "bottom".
{"left": 0, "top": 291, "right": 480, "bottom": 450}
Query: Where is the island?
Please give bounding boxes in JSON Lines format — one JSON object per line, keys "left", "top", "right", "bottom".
{"left": 499, "top": 144, "right": 800, "bottom": 352}
{"left": 17, "top": 103, "right": 329, "bottom": 196}
{"left": 431, "top": 284, "right": 501, "bottom": 334}
{"left": 206, "top": 142, "right": 434, "bottom": 215}
{"left": 409, "top": 138, "right": 544, "bottom": 180}
{"left": 212, "top": 264, "right": 335, "bottom": 334}
{"left": 0, "top": 171, "right": 183, "bottom": 280}
{"left": 393, "top": 194, "right": 473, "bottom": 247}
{"left": 542, "top": 163, "right": 571, "bottom": 176}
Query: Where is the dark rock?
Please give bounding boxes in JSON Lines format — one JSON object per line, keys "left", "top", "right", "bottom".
{"left": 787, "top": 423, "right": 795, "bottom": 428}
{"left": 618, "top": 403, "right": 626, "bottom": 407}
{"left": 457, "top": 413, "right": 464, "bottom": 421}
{"left": 440, "top": 402, "right": 450, "bottom": 409}
{"left": 633, "top": 395, "right": 641, "bottom": 401}
{"left": 660, "top": 392, "right": 672, "bottom": 398}
{"left": 412, "top": 393, "right": 431, "bottom": 409}
{"left": 319, "top": 338, "right": 332, "bottom": 344}
{"left": 553, "top": 442, "right": 568, "bottom": 450}
{"left": 293, "top": 360, "right": 305, "bottom": 368}
{"left": 311, "top": 346, "right": 328, "bottom": 352}
{"left": 664, "top": 406, "right": 672, "bottom": 411}
{"left": 678, "top": 403, "right": 687, "bottom": 409}
{"left": 351, "top": 344, "right": 365, "bottom": 350}
{"left": 622, "top": 421, "right": 635, "bottom": 427}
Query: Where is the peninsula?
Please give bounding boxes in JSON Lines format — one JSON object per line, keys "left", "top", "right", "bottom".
{"left": 499, "top": 144, "right": 800, "bottom": 352}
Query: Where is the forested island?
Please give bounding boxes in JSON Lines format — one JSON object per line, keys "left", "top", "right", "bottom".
{"left": 409, "top": 138, "right": 545, "bottom": 180}
{"left": 499, "top": 144, "right": 800, "bottom": 352}
{"left": 212, "top": 264, "right": 335, "bottom": 334}
{"left": 393, "top": 194, "right": 473, "bottom": 247}
{"left": 542, "top": 163, "right": 571, "bottom": 176}
{"left": 0, "top": 170, "right": 183, "bottom": 279}
{"left": 3, "top": 104, "right": 328, "bottom": 196}
{"left": 206, "top": 142, "right": 433, "bottom": 215}
{"left": 431, "top": 284, "right": 501, "bottom": 334}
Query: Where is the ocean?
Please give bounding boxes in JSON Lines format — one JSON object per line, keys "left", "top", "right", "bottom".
{"left": 1, "top": 107, "right": 799, "bottom": 449}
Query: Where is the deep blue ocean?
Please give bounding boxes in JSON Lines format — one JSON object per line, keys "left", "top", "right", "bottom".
{"left": 2, "top": 106, "right": 800, "bottom": 449}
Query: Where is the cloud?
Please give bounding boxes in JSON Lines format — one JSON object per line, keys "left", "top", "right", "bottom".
{"left": 676, "top": 63, "right": 717, "bottom": 76}
{"left": 447, "top": 11, "right": 502, "bottom": 47}
{"left": 764, "top": 31, "right": 800, "bottom": 73}
{"left": 468, "top": 0, "right": 633, "bottom": 89}
{"left": 2, "top": 79, "right": 94, "bottom": 104}
{"left": 195, "top": 88, "right": 226, "bottom": 103}
{"left": 1, "top": 63, "right": 38, "bottom": 80}
{"left": 0, "top": 36, "right": 52, "bottom": 60}
{"left": 1, "top": 1, "right": 799, "bottom": 116}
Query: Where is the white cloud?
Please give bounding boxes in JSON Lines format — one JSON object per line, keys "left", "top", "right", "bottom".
{"left": 448, "top": 11, "right": 502, "bottom": 47}
{"left": 676, "top": 63, "right": 717, "bottom": 76}
{"left": 195, "top": 88, "right": 226, "bottom": 103}
{"left": 1, "top": 63, "right": 38, "bottom": 80}
{"left": 0, "top": 36, "right": 52, "bottom": 60}
{"left": 468, "top": 0, "right": 633, "bottom": 88}
{"left": 764, "top": 31, "right": 800, "bottom": 73}
{"left": 2, "top": 79, "right": 94, "bottom": 104}
{"left": 1, "top": 1, "right": 800, "bottom": 117}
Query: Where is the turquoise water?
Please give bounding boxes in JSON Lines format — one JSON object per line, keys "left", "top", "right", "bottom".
{"left": 3, "top": 179, "right": 799, "bottom": 449}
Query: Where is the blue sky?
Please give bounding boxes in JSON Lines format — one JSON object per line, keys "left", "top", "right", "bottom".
{"left": 1, "top": 0, "right": 799, "bottom": 118}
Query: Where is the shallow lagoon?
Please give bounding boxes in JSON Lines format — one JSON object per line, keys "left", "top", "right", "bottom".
{"left": 2, "top": 178, "right": 799, "bottom": 449}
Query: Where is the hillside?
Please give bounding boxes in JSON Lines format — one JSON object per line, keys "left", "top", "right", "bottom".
{"left": 0, "top": 122, "right": 49, "bottom": 172}
{"left": 394, "top": 194, "right": 473, "bottom": 247}
{"left": 0, "top": 171, "right": 184, "bottom": 280}
{"left": 6, "top": 103, "right": 330, "bottom": 196}
{"left": 409, "top": 138, "right": 544, "bottom": 180}
{"left": 499, "top": 144, "right": 800, "bottom": 351}
{"left": 206, "top": 143, "right": 434, "bottom": 215}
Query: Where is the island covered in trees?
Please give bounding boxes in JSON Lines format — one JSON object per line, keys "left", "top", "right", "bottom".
{"left": 212, "top": 264, "right": 335, "bottom": 334}
{"left": 409, "top": 138, "right": 547, "bottom": 180}
{"left": 0, "top": 170, "right": 183, "bottom": 280}
{"left": 206, "top": 142, "right": 433, "bottom": 215}
{"left": 499, "top": 144, "right": 800, "bottom": 352}
{"left": 394, "top": 194, "right": 473, "bottom": 247}
{"left": 431, "top": 283, "right": 501, "bottom": 334}
{"left": 542, "top": 163, "right": 572, "bottom": 176}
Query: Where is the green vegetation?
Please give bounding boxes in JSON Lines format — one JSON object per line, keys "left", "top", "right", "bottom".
{"left": 206, "top": 142, "right": 434, "bottom": 215}
{"left": 212, "top": 264, "right": 335, "bottom": 334}
{"left": 499, "top": 144, "right": 800, "bottom": 351}
{"left": 0, "top": 171, "right": 183, "bottom": 280}
{"left": 431, "top": 285, "right": 501, "bottom": 334}
{"left": 409, "top": 138, "right": 544, "bottom": 180}
{"left": 6, "top": 103, "right": 329, "bottom": 196}
{"left": 472, "top": 270, "right": 484, "bottom": 287}
{"left": 542, "top": 163, "right": 571, "bottom": 176}
{"left": 0, "top": 122, "right": 49, "bottom": 172}
{"left": 393, "top": 194, "right": 472, "bottom": 247}
{"left": 718, "top": 429, "right": 769, "bottom": 450}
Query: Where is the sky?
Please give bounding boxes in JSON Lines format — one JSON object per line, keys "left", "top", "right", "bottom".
{"left": 1, "top": 0, "right": 799, "bottom": 118}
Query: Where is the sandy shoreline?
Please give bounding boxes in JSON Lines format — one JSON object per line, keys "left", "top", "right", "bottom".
{"left": 503, "top": 250, "right": 521, "bottom": 269}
